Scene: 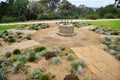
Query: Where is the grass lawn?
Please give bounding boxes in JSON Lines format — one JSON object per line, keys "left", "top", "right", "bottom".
{"left": 0, "top": 24, "right": 25, "bottom": 30}
{"left": 84, "top": 20, "right": 120, "bottom": 30}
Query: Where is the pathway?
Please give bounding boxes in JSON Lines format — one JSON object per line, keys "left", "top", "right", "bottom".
{"left": 0, "top": 40, "right": 40, "bottom": 56}
{"left": 71, "top": 46, "right": 120, "bottom": 80}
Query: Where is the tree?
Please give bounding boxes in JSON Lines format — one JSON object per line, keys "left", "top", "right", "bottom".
{"left": 28, "top": 1, "right": 46, "bottom": 19}
{"left": 115, "top": 0, "right": 120, "bottom": 8}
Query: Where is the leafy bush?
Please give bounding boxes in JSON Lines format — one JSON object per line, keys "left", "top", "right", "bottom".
{"left": 13, "top": 49, "right": 21, "bottom": 55}
{"left": 7, "top": 35, "right": 16, "bottom": 43}
{"left": 85, "top": 14, "right": 99, "bottom": 19}
{"left": 18, "top": 55, "right": 28, "bottom": 64}
{"left": 30, "top": 69, "right": 42, "bottom": 79}
{"left": 109, "top": 49, "right": 118, "bottom": 55}
{"left": 71, "top": 60, "right": 86, "bottom": 73}
{"left": 44, "top": 51, "right": 57, "bottom": 60}
{"left": 9, "top": 55, "right": 20, "bottom": 62}
{"left": 104, "top": 13, "right": 116, "bottom": 19}
{"left": 5, "top": 51, "right": 12, "bottom": 58}
{"left": 40, "top": 74, "right": 50, "bottom": 80}
{"left": 116, "top": 54, "right": 120, "bottom": 61}
{"left": 66, "top": 54, "right": 75, "bottom": 61}
{"left": 0, "top": 69, "right": 7, "bottom": 80}
{"left": 11, "top": 61, "right": 23, "bottom": 73}
{"left": 25, "top": 34, "right": 32, "bottom": 40}
{"left": 28, "top": 52, "right": 36, "bottom": 62}
{"left": 52, "top": 46, "right": 62, "bottom": 54}
{"left": 76, "top": 60, "right": 86, "bottom": 68}
{"left": 1, "top": 16, "right": 19, "bottom": 22}
{"left": 51, "top": 57, "right": 61, "bottom": 64}
{"left": 64, "top": 74, "right": 79, "bottom": 80}
{"left": 34, "top": 46, "right": 46, "bottom": 53}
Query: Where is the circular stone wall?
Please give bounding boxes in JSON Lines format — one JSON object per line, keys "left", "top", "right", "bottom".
{"left": 57, "top": 24, "right": 76, "bottom": 36}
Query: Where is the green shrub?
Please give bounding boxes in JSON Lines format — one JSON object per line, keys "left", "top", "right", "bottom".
{"left": 0, "top": 69, "right": 7, "bottom": 80}
{"left": 9, "top": 55, "right": 20, "bottom": 62}
{"left": 64, "top": 74, "right": 79, "bottom": 80}
{"left": 18, "top": 55, "right": 28, "bottom": 64}
{"left": 66, "top": 54, "right": 75, "bottom": 61}
{"left": 25, "top": 34, "right": 32, "bottom": 40}
{"left": 53, "top": 46, "right": 62, "bottom": 54}
{"left": 5, "top": 51, "right": 12, "bottom": 58}
{"left": 76, "top": 60, "right": 86, "bottom": 68}
{"left": 8, "top": 35, "right": 16, "bottom": 43}
{"left": 44, "top": 51, "right": 57, "bottom": 60}
{"left": 0, "top": 59, "right": 8, "bottom": 68}
{"left": 116, "top": 54, "right": 120, "bottom": 61}
{"left": 34, "top": 46, "right": 46, "bottom": 53}
{"left": 71, "top": 60, "right": 86, "bottom": 72}
{"left": 1, "top": 16, "right": 19, "bottom": 22}
{"left": 11, "top": 61, "right": 23, "bottom": 73}
{"left": 28, "top": 53, "right": 36, "bottom": 62}
{"left": 51, "top": 57, "right": 61, "bottom": 65}
{"left": 104, "top": 13, "right": 116, "bottom": 19}
{"left": 13, "top": 49, "right": 21, "bottom": 55}
{"left": 30, "top": 69, "right": 42, "bottom": 79}
{"left": 40, "top": 74, "right": 50, "bottom": 80}
{"left": 85, "top": 14, "right": 99, "bottom": 19}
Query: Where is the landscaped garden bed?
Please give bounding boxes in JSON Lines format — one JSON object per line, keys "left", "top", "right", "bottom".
{"left": 0, "top": 30, "right": 32, "bottom": 46}
{"left": 0, "top": 45, "right": 97, "bottom": 80}
{"left": 102, "top": 37, "right": 120, "bottom": 61}
{"left": 16, "top": 23, "right": 49, "bottom": 30}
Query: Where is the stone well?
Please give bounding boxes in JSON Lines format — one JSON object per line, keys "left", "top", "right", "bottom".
{"left": 57, "top": 23, "right": 76, "bottom": 36}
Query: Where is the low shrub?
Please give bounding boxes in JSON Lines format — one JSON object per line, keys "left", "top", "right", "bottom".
{"left": 11, "top": 61, "right": 23, "bottom": 73}
{"left": 44, "top": 51, "right": 57, "bottom": 60}
{"left": 18, "top": 55, "right": 28, "bottom": 64}
{"left": 34, "top": 46, "right": 46, "bottom": 53}
{"left": 5, "top": 51, "right": 12, "bottom": 58}
{"left": 85, "top": 14, "right": 99, "bottom": 20}
{"left": 52, "top": 46, "right": 62, "bottom": 54}
{"left": 25, "top": 34, "right": 32, "bottom": 40}
{"left": 9, "top": 55, "right": 20, "bottom": 62}
{"left": 51, "top": 57, "right": 61, "bottom": 65}
{"left": 116, "top": 54, "right": 120, "bottom": 61}
{"left": 13, "top": 49, "right": 21, "bottom": 55}
{"left": 64, "top": 74, "right": 79, "bottom": 80}
{"left": 28, "top": 53, "right": 36, "bottom": 62}
{"left": 66, "top": 54, "right": 75, "bottom": 61}
{"left": 40, "top": 74, "right": 50, "bottom": 80}
{"left": 71, "top": 60, "right": 86, "bottom": 73}
{"left": 30, "top": 69, "right": 42, "bottom": 79}
{"left": 0, "top": 69, "right": 7, "bottom": 80}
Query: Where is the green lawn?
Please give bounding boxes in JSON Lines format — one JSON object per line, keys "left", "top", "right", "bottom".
{"left": 0, "top": 24, "right": 25, "bottom": 30}
{"left": 84, "top": 20, "right": 120, "bottom": 30}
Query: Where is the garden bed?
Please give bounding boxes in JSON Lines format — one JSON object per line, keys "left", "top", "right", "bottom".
{"left": 0, "top": 45, "right": 97, "bottom": 80}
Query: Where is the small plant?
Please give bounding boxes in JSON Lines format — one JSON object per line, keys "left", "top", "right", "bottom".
{"left": 5, "top": 51, "right": 12, "bottom": 58}
{"left": 18, "top": 55, "right": 28, "bottom": 64}
{"left": 44, "top": 51, "right": 57, "bottom": 60}
{"left": 64, "top": 74, "right": 79, "bottom": 80}
{"left": 51, "top": 57, "right": 61, "bottom": 64}
{"left": 52, "top": 46, "right": 62, "bottom": 54}
{"left": 40, "top": 74, "right": 50, "bottom": 80}
{"left": 13, "top": 49, "right": 21, "bottom": 55}
{"left": 66, "top": 54, "right": 75, "bottom": 61}
{"left": 28, "top": 52, "right": 36, "bottom": 62}
{"left": 25, "top": 34, "right": 32, "bottom": 40}
{"left": 71, "top": 60, "right": 86, "bottom": 73}
{"left": 0, "top": 69, "right": 7, "bottom": 80}
{"left": 9, "top": 55, "right": 20, "bottom": 62}
{"left": 30, "top": 69, "right": 42, "bottom": 79}
{"left": 11, "top": 61, "right": 23, "bottom": 73}
{"left": 116, "top": 54, "right": 120, "bottom": 61}
{"left": 34, "top": 46, "right": 46, "bottom": 52}
{"left": 76, "top": 60, "right": 86, "bottom": 68}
